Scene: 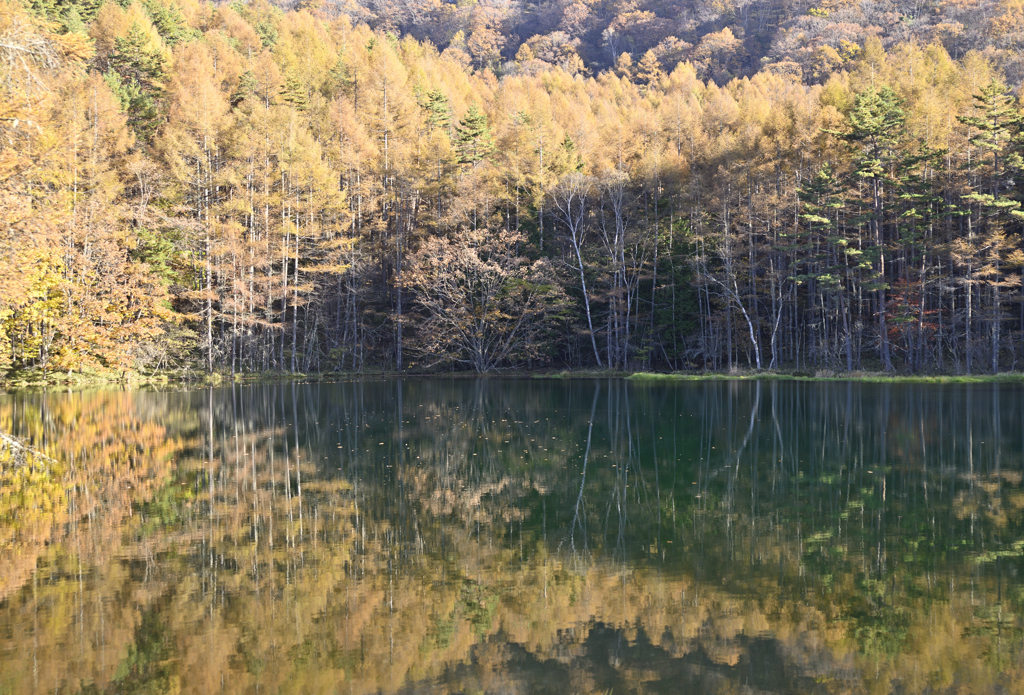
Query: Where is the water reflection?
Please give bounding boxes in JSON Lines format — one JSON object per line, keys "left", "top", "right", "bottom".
{"left": 0, "top": 379, "right": 1023, "bottom": 694}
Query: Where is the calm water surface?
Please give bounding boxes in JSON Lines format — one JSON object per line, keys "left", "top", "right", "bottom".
{"left": 1, "top": 379, "right": 1023, "bottom": 694}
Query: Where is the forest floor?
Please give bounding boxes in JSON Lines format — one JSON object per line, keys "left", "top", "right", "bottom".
{"left": 4, "top": 366, "right": 1024, "bottom": 391}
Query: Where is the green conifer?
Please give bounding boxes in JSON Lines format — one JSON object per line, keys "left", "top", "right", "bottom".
{"left": 108, "top": 24, "right": 167, "bottom": 143}
{"left": 423, "top": 90, "right": 451, "bottom": 132}
{"left": 231, "top": 70, "right": 258, "bottom": 108}
{"left": 560, "top": 134, "right": 584, "bottom": 172}
{"left": 958, "top": 80, "right": 1023, "bottom": 214}
{"left": 328, "top": 55, "right": 352, "bottom": 97}
{"left": 279, "top": 73, "right": 308, "bottom": 111}
{"left": 143, "top": 0, "right": 193, "bottom": 45}
{"left": 455, "top": 104, "right": 494, "bottom": 166}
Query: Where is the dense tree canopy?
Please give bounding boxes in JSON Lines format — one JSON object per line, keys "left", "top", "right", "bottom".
{"left": 3, "top": 0, "right": 1024, "bottom": 376}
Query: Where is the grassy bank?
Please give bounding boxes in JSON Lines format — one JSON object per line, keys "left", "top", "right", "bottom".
{"left": 627, "top": 371, "right": 1024, "bottom": 384}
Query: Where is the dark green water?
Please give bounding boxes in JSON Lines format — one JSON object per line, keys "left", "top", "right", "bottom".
{"left": 1, "top": 379, "right": 1023, "bottom": 694}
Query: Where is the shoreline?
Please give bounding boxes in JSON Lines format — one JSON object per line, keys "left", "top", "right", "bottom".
{"left": 625, "top": 371, "right": 1024, "bottom": 384}
{"left": 4, "top": 367, "right": 1024, "bottom": 391}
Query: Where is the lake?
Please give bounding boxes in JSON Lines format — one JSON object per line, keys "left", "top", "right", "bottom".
{"left": 1, "top": 378, "right": 1022, "bottom": 693}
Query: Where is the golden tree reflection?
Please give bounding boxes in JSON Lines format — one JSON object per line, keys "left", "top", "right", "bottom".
{"left": 0, "top": 380, "right": 1023, "bottom": 694}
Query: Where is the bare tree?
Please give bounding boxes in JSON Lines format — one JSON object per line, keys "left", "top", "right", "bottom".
{"left": 407, "top": 227, "right": 566, "bottom": 372}
{"left": 551, "top": 173, "right": 602, "bottom": 366}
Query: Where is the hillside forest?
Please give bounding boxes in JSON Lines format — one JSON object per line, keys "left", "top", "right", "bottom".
{"left": 5, "top": 0, "right": 1024, "bottom": 377}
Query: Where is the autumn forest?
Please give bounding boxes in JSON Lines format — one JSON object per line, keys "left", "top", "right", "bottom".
{"left": 5, "top": 0, "right": 1024, "bottom": 378}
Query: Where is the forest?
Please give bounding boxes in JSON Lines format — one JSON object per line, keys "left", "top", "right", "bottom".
{"left": 4, "top": 0, "right": 1024, "bottom": 377}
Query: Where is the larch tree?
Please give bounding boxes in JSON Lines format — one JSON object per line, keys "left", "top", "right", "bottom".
{"left": 160, "top": 40, "right": 231, "bottom": 373}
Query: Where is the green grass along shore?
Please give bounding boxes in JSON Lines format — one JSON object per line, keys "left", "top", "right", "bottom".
{"left": 626, "top": 371, "right": 1024, "bottom": 384}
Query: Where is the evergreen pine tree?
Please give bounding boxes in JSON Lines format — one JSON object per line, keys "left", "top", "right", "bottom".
{"left": 108, "top": 24, "right": 167, "bottom": 143}
{"left": 560, "top": 134, "right": 584, "bottom": 172}
{"left": 62, "top": 4, "right": 85, "bottom": 33}
{"left": 109, "top": 24, "right": 166, "bottom": 91}
{"left": 958, "top": 81, "right": 1022, "bottom": 212}
{"left": 328, "top": 54, "right": 352, "bottom": 97}
{"left": 843, "top": 86, "right": 905, "bottom": 182}
{"left": 423, "top": 89, "right": 451, "bottom": 132}
{"left": 27, "top": 0, "right": 104, "bottom": 28}
{"left": 957, "top": 81, "right": 1024, "bottom": 373}
{"left": 143, "top": 0, "right": 192, "bottom": 45}
{"left": 27, "top": 0, "right": 58, "bottom": 19}
{"left": 231, "top": 70, "right": 258, "bottom": 108}
{"left": 279, "top": 73, "right": 308, "bottom": 111}
{"left": 455, "top": 104, "right": 494, "bottom": 166}
{"left": 837, "top": 86, "right": 907, "bottom": 371}
{"left": 74, "top": 0, "right": 105, "bottom": 22}
{"left": 796, "top": 163, "right": 849, "bottom": 284}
